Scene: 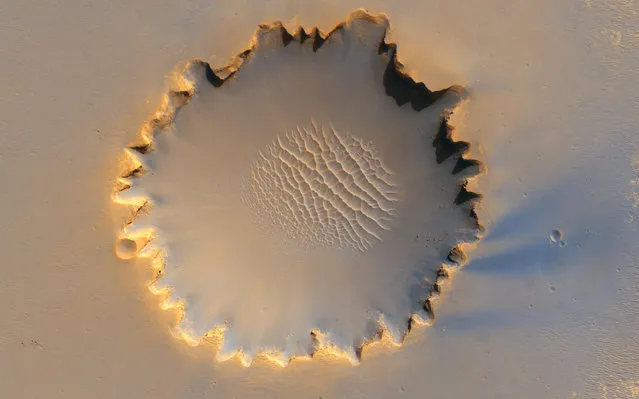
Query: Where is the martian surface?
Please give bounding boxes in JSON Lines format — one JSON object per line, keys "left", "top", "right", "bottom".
{"left": 1, "top": 1, "right": 637, "bottom": 398}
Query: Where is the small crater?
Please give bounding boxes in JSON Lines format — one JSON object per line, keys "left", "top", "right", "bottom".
{"left": 549, "top": 229, "right": 566, "bottom": 247}
{"left": 115, "top": 238, "right": 138, "bottom": 259}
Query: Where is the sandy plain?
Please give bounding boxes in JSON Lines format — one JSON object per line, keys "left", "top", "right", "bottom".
{"left": 1, "top": 0, "right": 638, "bottom": 398}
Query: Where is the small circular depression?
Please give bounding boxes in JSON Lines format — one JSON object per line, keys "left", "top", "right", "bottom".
{"left": 115, "top": 238, "right": 138, "bottom": 259}
{"left": 550, "top": 229, "right": 566, "bottom": 247}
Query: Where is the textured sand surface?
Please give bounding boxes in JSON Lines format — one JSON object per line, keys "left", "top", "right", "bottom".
{"left": 1, "top": 0, "right": 637, "bottom": 398}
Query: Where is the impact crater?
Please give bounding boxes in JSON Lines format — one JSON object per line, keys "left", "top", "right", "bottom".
{"left": 113, "top": 9, "right": 484, "bottom": 366}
